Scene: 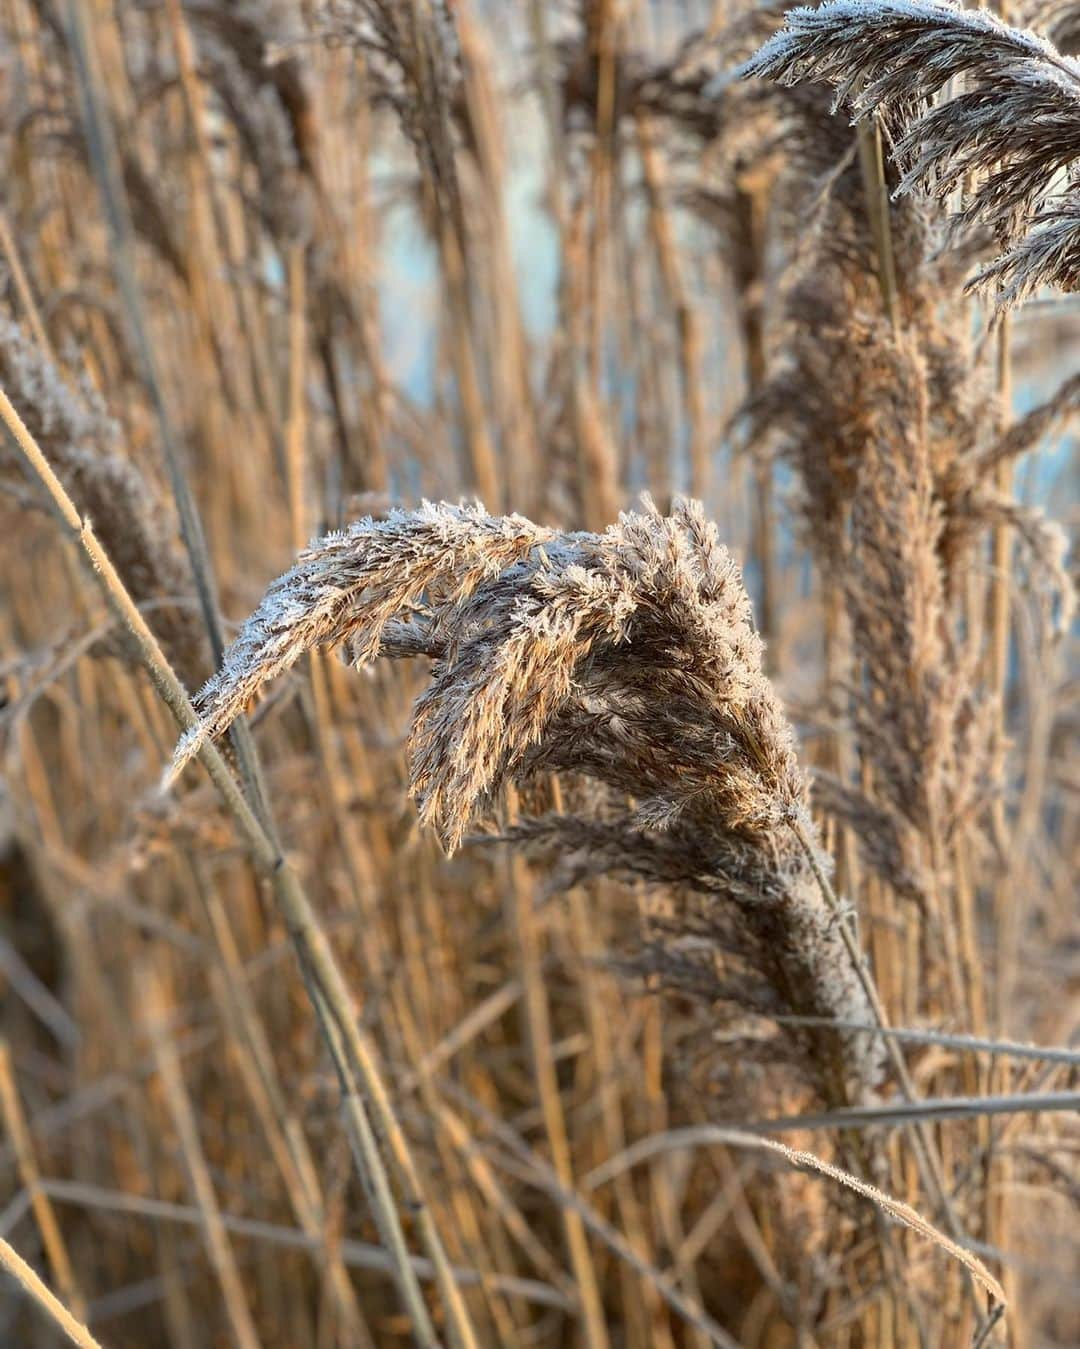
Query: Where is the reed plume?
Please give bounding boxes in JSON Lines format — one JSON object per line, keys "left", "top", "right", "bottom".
{"left": 843, "top": 331, "right": 990, "bottom": 849}
{"left": 737, "top": 10, "right": 1074, "bottom": 615}
{"left": 185, "top": 0, "right": 317, "bottom": 242}
{"left": 175, "top": 497, "right": 884, "bottom": 1099}
{"left": 744, "top": 0, "right": 1080, "bottom": 305}
{"left": 0, "top": 317, "right": 206, "bottom": 681}
{"left": 738, "top": 4, "right": 1074, "bottom": 1039}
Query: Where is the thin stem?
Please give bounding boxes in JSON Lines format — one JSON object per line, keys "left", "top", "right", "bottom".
{"left": 0, "top": 383, "right": 458, "bottom": 1347}
{"left": 142, "top": 968, "right": 263, "bottom": 1349}
{"left": 62, "top": 0, "right": 221, "bottom": 660}
{"left": 0, "top": 1235, "right": 104, "bottom": 1349}
{"left": 503, "top": 787, "right": 609, "bottom": 1349}
{"left": 62, "top": 0, "right": 276, "bottom": 831}
{"left": 581, "top": 1125, "right": 1005, "bottom": 1317}
{"left": 0, "top": 1042, "right": 86, "bottom": 1321}
{"left": 733, "top": 182, "right": 776, "bottom": 664}
{"left": 299, "top": 956, "right": 442, "bottom": 1348}
{"left": 856, "top": 120, "right": 899, "bottom": 331}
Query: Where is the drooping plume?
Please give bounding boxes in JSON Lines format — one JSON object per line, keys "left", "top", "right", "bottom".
{"left": 744, "top": 0, "right": 1080, "bottom": 304}
{"left": 174, "top": 498, "right": 885, "bottom": 1098}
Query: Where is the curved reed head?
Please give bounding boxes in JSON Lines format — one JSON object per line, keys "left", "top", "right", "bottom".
{"left": 743, "top": 0, "right": 1080, "bottom": 304}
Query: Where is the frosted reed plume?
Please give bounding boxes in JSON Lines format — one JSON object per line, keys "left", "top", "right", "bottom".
{"left": 732, "top": 18, "right": 1073, "bottom": 613}
{"left": 176, "top": 498, "right": 884, "bottom": 1098}
{"left": 744, "top": 0, "right": 1080, "bottom": 304}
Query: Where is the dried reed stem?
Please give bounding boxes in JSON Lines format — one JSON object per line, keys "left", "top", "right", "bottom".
{"left": 63, "top": 0, "right": 223, "bottom": 662}
{"left": 636, "top": 111, "right": 707, "bottom": 501}
{"left": 744, "top": 0, "right": 1080, "bottom": 304}
{"left": 855, "top": 120, "right": 899, "bottom": 329}
{"left": 0, "top": 1040, "right": 86, "bottom": 1321}
{"left": 586, "top": 1124, "right": 1006, "bottom": 1321}
{"left": 286, "top": 240, "right": 310, "bottom": 556}
{"left": 0, "top": 1234, "right": 104, "bottom": 1349}
{"left": 0, "top": 210, "right": 54, "bottom": 360}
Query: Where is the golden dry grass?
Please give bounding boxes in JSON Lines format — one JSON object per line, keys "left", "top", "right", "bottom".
{"left": 0, "top": 2, "right": 1077, "bottom": 1346}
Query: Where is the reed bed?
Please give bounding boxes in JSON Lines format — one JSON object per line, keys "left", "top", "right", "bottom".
{"left": 0, "top": 1, "right": 1076, "bottom": 1346}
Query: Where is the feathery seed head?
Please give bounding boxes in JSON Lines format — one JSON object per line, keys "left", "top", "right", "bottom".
{"left": 174, "top": 497, "right": 884, "bottom": 1095}
{"left": 744, "top": 0, "right": 1080, "bottom": 304}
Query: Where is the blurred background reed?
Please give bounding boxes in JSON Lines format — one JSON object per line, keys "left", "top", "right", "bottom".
{"left": 0, "top": 1, "right": 1076, "bottom": 1345}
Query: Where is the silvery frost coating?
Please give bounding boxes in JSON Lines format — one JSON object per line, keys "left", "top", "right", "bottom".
{"left": 743, "top": 0, "right": 1080, "bottom": 305}
{"left": 174, "top": 498, "right": 885, "bottom": 1098}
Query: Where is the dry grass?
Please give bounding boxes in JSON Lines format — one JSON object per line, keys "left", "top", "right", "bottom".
{"left": 0, "top": 1, "right": 1077, "bottom": 1347}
